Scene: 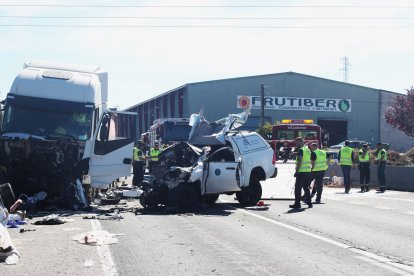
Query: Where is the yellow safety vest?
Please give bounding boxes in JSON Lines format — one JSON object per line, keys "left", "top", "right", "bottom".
{"left": 313, "top": 149, "right": 328, "bottom": 171}
{"left": 358, "top": 150, "right": 370, "bottom": 163}
{"left": 150, "top": 148, "right": 162, "bottom": 161}
{"left": 133, "top": 147, "right": 142, "bottom": 161}
{"left": 297, "top": 146, "right": 312, "bottom": 173}
{"left": 376, "top": 149, "right": 387, "bottom": 161}
{"left": 340, "top": 146, "right": 353, "bottom": 166}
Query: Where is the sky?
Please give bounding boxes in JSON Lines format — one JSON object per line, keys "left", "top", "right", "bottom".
{"left": 0, "top": 0, "right": 413, "bottom": 110}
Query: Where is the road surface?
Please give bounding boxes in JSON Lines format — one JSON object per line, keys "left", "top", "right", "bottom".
{"left": 3, "top": 163, "right": 414, "bottom": 275}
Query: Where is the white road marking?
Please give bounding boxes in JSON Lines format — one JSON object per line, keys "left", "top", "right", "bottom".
{"left": 374, "top": 206, "right": 394, "bottom": 210}
{"left": 354, "top": 255, "right": 410, "bottom": 275}
{"left": 404, "top": 211, "right": 414, "bottom": 216}
{"left": 90, "top": 220, "right": 119, "bottom": 276}
{"left": 222, "top": 201, "right": 414, "bottom": 275}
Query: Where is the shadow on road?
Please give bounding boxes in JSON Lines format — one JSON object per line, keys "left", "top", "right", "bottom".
{"left": 135, "top": 202, "right": 235, "bottom": 217}
{"left": 285, "top": 208, "right": 306, "bottom": 214}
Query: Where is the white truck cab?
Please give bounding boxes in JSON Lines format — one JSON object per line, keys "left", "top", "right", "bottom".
{"left": 0, "top": 61, "right": 135, "bottom": 208}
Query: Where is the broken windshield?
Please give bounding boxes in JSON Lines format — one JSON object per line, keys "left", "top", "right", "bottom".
{"left": 2, "top": 104, "right": 93, "bottom": 141}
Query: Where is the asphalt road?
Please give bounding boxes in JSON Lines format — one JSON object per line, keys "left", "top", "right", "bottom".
{"left": 3, "top": 164, "right": 414, "bottom": 275}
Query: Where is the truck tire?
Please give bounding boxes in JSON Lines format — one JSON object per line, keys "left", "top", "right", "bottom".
{"left": 236, "top": 176, "right": 262, "bottom": 207}
{"left": 204, "top": 194, "right": 219, "bottom": 204}
{"left": 0, "top": 183, "right": 16, "bottom": 210}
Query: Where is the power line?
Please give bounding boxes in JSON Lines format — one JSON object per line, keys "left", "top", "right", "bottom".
{"left": 1, "top": 15, "right": 414, "bottom": 20}
{"left": 0, "top": 24, "right": 413, "bottom": 29}
{"left": 1, "top": 4, "right": 414, "bottom": 8}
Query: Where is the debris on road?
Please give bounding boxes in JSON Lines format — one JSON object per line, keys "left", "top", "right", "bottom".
{"left": 83, "top": 259, "right": 94, "bottom": 267}
{"left": 0, "top": 224, "right": 20, "bottom": 265}
{"left": 73, "top": 230, "right": 124, "bottom": 246}
{"left": 32, "top": 214, "right": 68, "bottom": 225}
{"left": 82, "top": 210, "right": 123, "bottom": 221}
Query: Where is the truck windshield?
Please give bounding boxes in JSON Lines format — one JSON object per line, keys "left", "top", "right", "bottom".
{"left": 163, "top": 124, "right": 191, "bottom": 142}
{"left": 276, "top": 130, "right": 318, "bottom": 140}
{"left": 2, "top": 104, "right": 93, "bottom": 141}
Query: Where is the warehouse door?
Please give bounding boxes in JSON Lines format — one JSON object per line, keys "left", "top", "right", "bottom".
{"left": 318, "top": 119, "right": 347, "bottom": 146}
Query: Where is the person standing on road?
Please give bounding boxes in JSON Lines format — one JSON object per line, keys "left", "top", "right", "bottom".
{"left": 338, "top": 140, "right": 355, "bottom": 193}
{"left": 309, "top": 143, "right": 329, "bottom": 203}
{"left": 148, "top": 141, "right": 162, "bottom": 173}
{"left": 132, "top": 141, "right": 146, "bottom": 186}
{"left": 358, "top": 144, "right": 371, "bottom": 192}
{"left": 289, "top": 137, "right": 313, "bottom": 209}
{"left": 375, "top": 143, "right": 387, "bottom": 192}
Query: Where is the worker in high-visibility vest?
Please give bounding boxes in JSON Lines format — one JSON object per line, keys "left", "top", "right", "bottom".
{"left": 289, "top": 137, "right": 313, "bottom": 209}
{"left": 357, "top": 144, "right": 371, "bottom": 192}
{"left": 132, "top": 140, "right": 146, "bottom": 186}
{"left": 375, "top": 142, "right": 388, "bottom": 193}
{"left": 148, "top": 141, "right": 162, "bottom": 173}
{"left": 309, "top": 143, "right": 329, "bottom": 204}
{"left": 338, "top": 140, "right": 355, "bottom": 193}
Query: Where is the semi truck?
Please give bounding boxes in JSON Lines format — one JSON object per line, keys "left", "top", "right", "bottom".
{"left": 0, "top": 60, "right": 136, "bottom": 209}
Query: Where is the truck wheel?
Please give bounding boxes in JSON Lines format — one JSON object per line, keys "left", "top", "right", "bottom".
{"left": 204, "top": 194, "right": 219, "bottom": 204}
{"left": 236, "top": 177, "right": 262, "bottom": 207}
{"left": 0, "top": 183, "right": 16, "bottom": 210}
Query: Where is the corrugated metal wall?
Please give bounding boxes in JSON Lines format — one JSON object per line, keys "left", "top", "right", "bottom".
{"left": 186, "top": 72, "right": 380, "bottom": 144}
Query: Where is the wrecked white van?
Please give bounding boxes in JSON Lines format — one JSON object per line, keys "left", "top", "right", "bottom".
{"left": 139, "top": 111, "right": 277, "bottom": 208}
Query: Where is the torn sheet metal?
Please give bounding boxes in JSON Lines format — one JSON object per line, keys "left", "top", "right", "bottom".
{"left": 188, "top": 109, "right": 250, "bottom": 145}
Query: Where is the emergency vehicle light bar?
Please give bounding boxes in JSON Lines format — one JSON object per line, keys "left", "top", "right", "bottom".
{"left": 281, "top": 119, "right": 314, "bottom": 124}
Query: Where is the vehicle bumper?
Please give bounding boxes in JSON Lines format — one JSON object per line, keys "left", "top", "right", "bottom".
{"left": 270, "top": 167, "right": 278, "bottom": 178}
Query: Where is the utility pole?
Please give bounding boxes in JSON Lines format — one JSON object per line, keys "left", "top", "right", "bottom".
{"left": 260, "top": 83, "right": 265, "bottom": 127}
{"left": 340, "top": 56, "right": 351, "bottom": 83}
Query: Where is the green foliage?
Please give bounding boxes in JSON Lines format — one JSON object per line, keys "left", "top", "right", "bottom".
{"left": 256, "top": 122, "right": 273, "bottom": 140}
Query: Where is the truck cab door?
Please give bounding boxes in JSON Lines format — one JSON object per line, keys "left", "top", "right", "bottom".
{"left": 89, "top": 111, "right": 136, "bottom": 189}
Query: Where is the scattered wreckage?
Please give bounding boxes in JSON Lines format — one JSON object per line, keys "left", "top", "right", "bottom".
{"left": 139, "top": 110, "right": 277, "bottom": 209}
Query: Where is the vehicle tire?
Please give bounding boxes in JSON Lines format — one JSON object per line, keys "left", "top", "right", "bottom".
{"left": 139, "top": 192, "right": 158, "bottom": 208}
{"left": 0, "top": 183, "right": 16, "bottom": 209}
{"left": 204, "top": 194, "right": 219, "bottom": 204}
{"left": 236, "top": 176, "right": 262, "bottom": 207}
{"left": 176, "top": 184, "right": 198, "bottom": 210}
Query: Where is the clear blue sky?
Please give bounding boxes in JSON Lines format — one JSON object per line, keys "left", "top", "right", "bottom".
{"left": 1, "top": 0, "right": 413, "bottom": 110}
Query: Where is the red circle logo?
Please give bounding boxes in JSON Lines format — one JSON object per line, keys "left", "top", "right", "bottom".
{"left": 238, "top": 96, "right": 250, "bottom": 109}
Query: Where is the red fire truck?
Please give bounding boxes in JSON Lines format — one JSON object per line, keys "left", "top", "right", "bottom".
{"left": 269, "top": 119, "right": 328, "bottom": 160}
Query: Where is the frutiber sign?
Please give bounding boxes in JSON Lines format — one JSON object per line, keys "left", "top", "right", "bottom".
{"left": 237, "top": 96, "right": 352, "bottom": 112}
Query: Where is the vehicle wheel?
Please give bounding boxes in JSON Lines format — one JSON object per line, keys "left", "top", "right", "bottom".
{"left": 176, "top": 184, "right": 198, "bottom": 210}
{"left": 139, "top": 193, "right": 158, "bottom": 208}
{"left": 0, "top": 183, "right": 16, "bottom": 209}
{"left": 236, "top": 176, "right": 262, "bottom": 207}
{"left": 204, "top": 194, "right": 219, "bottom": 204}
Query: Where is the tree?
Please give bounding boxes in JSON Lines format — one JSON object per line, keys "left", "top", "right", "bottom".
{"left": 385, "top": 87, "right": 414, "bottom": 137}
{"left": 256, "top": 122, "right": 273, "bottom": 140}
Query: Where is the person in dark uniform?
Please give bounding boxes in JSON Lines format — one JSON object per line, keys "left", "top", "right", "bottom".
{"left": 132, "top": 141, "right": 145, "bottom": 186}
{"left": 358, "top": 144, "right": 371, "bottom": 192}
{"left": 289, "top": 137, "right": 313, "bottom": 209}
{"left": 338, "top": 140, "right": 355, "bottom": 193}
{"left": 375, "top": 143, "right": 387, "bottom": 192}
{"left": 309, "top": 143, "right": 329, "bottom": 204}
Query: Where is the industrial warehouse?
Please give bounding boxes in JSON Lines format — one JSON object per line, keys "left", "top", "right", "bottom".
{"left": 126, "top": 72, "right": 414, "bottom": 152}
